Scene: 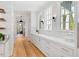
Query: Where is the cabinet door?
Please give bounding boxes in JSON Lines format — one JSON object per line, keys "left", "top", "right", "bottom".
{"left": 5, "top": 40, "right": 10, "bottom": 57}
{"left": 30, "top": 34, "right": 40, "bottom": 47}
{"left": 37, "top": 36, "right": 74, "bottom": 57}
{"left": 33, "top": 35, "right": 39, "bottom": 44}
{"left": 30, "top": 34, "right": 34, "bottom": 42}
{"left": 47, "top": 39, "right": 74, "bottom": 57}
{"left": 30, "top": 34, "right": 36, "bottom": 44}
{"left": 59, "top": 46, "right": 74, "bottom": 56}
{"left": 39, "top": 38, "right": 60, "bottom": 57}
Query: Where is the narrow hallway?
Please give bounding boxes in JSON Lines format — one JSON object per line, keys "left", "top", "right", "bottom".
{"left": 11, "top": 35, "right": 45, "bottom": 57}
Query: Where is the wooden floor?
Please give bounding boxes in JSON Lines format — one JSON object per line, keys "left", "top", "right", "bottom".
{"left": 11, "top": 34, "right": 45, "bottom": 57}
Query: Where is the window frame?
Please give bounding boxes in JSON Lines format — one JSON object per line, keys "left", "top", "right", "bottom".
{"left": 60, "top": 2, "right": 75, "bottom": 33}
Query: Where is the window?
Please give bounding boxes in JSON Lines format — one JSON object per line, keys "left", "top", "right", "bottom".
{"left": 60, "top": 1, "right": 75, "bottom": 31}
{"left": 39, "top": 7, "right": 53, "bottom": 31}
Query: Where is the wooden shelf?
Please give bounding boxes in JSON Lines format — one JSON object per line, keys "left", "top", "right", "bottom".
{"left": 0, "top": 18, "right": 6, "bottom": 21}
{"left": 0, "top": 8, "right": 5, "bottom": 14}
{"left": 0, "top": 27, "right": 6, "bottom": 29}
{"left": 0, "top": 8, "right": 6, "bottom": 30}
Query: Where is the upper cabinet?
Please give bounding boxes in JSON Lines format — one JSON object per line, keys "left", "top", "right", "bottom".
{"left": 39, "top": 6, "right": 53, "bottom": 31}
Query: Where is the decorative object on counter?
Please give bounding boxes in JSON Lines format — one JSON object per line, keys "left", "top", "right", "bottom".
{"left": 0, "top": 33, "right": 5, "bottom": 41}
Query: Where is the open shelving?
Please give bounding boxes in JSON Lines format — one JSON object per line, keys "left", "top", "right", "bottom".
{"left": 0, "top": 8, "right": 6, "bottom": 30}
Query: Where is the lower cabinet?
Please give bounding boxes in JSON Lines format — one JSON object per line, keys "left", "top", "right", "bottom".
{"left": 0, "top": 44, "right": 4, "bottom": 57}
{"left": 30, "top": 34, "right": 75, "bottom": 57}
{"left": 47, "top": 40, "right": 74, "bottom": 57}
{"left": 0, "top": 40, "right": 10, "bottom": 57}
{"left": 5, "top": 40, "right": 10, "bottom": 57}
{"left": 30, "top": 34, "right": 39, "bottom": 45}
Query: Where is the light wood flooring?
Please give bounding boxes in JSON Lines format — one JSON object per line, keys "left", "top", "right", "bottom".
{"left": 11, "top": 35, "right": 45, "bottom": 57}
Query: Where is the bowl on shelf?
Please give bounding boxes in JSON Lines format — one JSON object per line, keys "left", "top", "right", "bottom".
{"left": 0, "top": 33, "right": 5, "bottom": 41}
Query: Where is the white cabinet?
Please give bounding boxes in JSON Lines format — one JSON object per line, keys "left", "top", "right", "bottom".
{"left": 5, "top": 40, "right": 10, "bottom": 57}
{"left": 0, "top": 40, "right": 10, "bottom": 57}
{"left": 47, "top": 40, "right": 74, "bottom": 56}
{"left": 30, "top": 34, "right": 39, "bottom": 45}
{"left": 30, "top": 33, "right": 75, "bottom": 57}
{"left": 49, "top": 42, "right": 74, "bottom": 57}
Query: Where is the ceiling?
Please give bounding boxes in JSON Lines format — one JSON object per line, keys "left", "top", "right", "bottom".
{"left": 12, "top": 1, "right": 50, "bottom": 12}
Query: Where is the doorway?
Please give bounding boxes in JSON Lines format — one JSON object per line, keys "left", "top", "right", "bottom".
{"left": 14, "top": 11, "right": 30, "bottom": 37}
{"left": 16, "top": 16, "right": 25, "bottom": 35}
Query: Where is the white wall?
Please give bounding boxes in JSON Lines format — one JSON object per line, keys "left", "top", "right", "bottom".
{"left": 30, "top": 11, "right": 37, "bottom": 33}
{"left": 0, "top": 1, "right": 15, "bottom": 56}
